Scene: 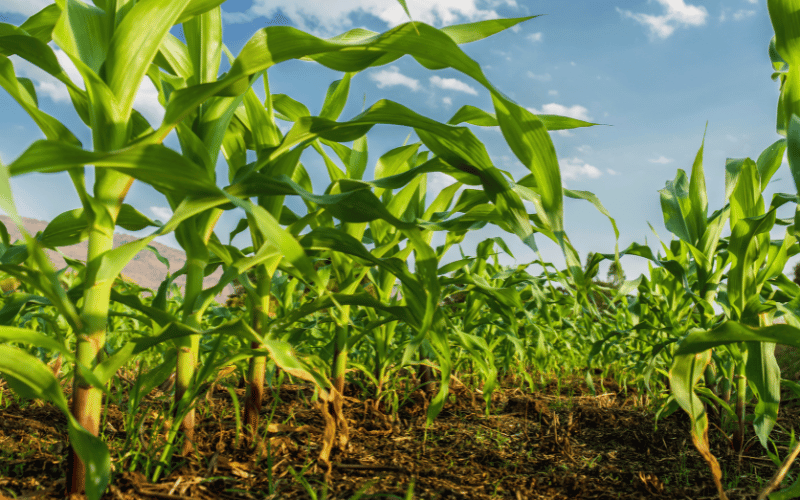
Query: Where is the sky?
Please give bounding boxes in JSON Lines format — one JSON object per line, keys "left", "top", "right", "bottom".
{"left": 0, "top": 0, "right": 791, "bottom": 283}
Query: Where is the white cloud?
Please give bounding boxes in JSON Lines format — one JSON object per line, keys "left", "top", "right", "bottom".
{"left": 617, "top": 0, "right": 708, "bottom": 40}
{"left": 369, "top": 66, "right": 420, "bottom": 91}
{"left": 548, "top": 90, "right": 558, "bottom": 96}
{"left": 221, "top": 0, "right": 509, "bottom": 35}
{"left": 442, "top": 96, "right": 453, "bottom": 106}
{"left": 576, "top": 145, "right": 592, "bottom": 153}
{"left": 560, "top": 157, "right": 602, "bottom": 180}
{"left": 649, "top": 155, "right": 674, "bottom": 164}
{"left": 528, "top": 103, "right": 591, "bottom": 121}
{"left": 733, "top": 9, "right": 756, "bottom": 20}
{"left": 429, "top": 75, "right": 478, "bottom": 95}
{"left": 527, "top": 71, "right": 551, "bottom": 82}
{"left": 745, "top": 0, "right": 758, "bottom": 4}
{"left": 150, "top": 206, "right": 173, "bottom": 221}
{"left": 571, "top": 61, "right": 576, "bottom": 66}
{"left": 606, "top": 168, "right": 619, "bottom": 175}
{"left": 0, "top": 0, "right": 53, "bottom": 16}
{"left": 527, "top": 32, "right": 543, "bottom": 42}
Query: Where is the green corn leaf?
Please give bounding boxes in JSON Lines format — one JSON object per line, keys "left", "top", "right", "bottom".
{"left": 448, "top": 104, "right": 601, "bottom": 132}
{"left": 175, "top": 0, "right": 227, "bottom": 27}
{"left": 393, "top": 0, "right": 414, "bottom": 24}
{"left": 768, "top": 0, "right": 800, "bottom": 131}
{"left": 110, "top": 288, "right": 177, "bottom": 327}
{"left": 660, "top": 169, "right": 698, "bottom": 245}
{"left": 52, "top": 0, "right": 110, "bottom": 75}
{"left": 41, "top": 204, "right": 159, "bottom": 248}
{"left": 0, "top": 294, "right": 52, "bottom": 325}
{"left": 491, "top": 94, "right": 561, "bottom": 233}
{"left": 787, "top": 115, "right": 800, "bottom": 195}
{"left": 194, "top": 244, "right": 282, "bottom": 313}
{"left": 730, "top": 159, "right": 764, "bottom": 228}
{"left": 272, "top": 93, "right": 311, "bottom": 121}
{"left": 40, "top": 208, "right": 89, "bottom": 248}
{"left": 728, "top": 211, "right": 775, "bottom": 321}
{"left": 759, "top": 230, "right": 796, "bottom": 284}
{"left": 175, "top": 121, "right": 215, "bottom": 172}
{"left": 19, "top": 4, "right": 61, "bottom": 44}
{"left": 745, "top": 340, "right": 781, "bottom": 448}
{"left": 564, "top": 188, "right": 620, "bottom": 240}
{"left": 0, "top": 56, "right": 81, "bottom": 146}
{"left": 105, "top": 0, "right": 193, "bottom": 120}
{"left": 757, "top": 138, "right": 787, "bottom": 189}
{"left": 156, "top": 32, "right": 193, "bottom": 79}
{"left": 312, "top": 141, "right": 347, "bottom": 182}
{"left": 0, "top": 23, "right": 66, "bottom": 78}
{"left": 0, "top": 327, "right": 75, "bottom": 359}
{"left": 439, "top": 17, "right": 538, "bottom": 45}
{"left": 669, "top": 348, "right": 724, "bottom": 491}
{"left": 0, "top": 165, "right": 83, "bottom": 331}
{"left": 8, "top": 140, "right": 218, "bottom": 196}
{"left": 688, "top": 130, "right": 708, "bottom": 243}
{"left": 319, "top": 73, "right": 352, "bottom": 121}
{"left": 242, "top": 74, "right": 281, "bottom": 154}
{"left": 676, "top": 321, "right": 800, "bottom": 355}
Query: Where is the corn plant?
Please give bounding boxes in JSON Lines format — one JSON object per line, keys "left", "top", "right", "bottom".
{"left": 658, "top": 3, "right": 800, "bottom": 498}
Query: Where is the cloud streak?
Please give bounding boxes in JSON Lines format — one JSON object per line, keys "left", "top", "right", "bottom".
{"left": 560, "top": 157, "right": 602, "bottom": 181}
{"left": 617, "top": 0, "right": 708, "bottom": 39}
{"left": 527, "top": 71, "right": 551, "bottom": 82}
{"left": 369, "top": 66, "right": 421, "bottom": 91}
{"left": 0, "top": 0, "right": 53, "bottom": 16}
{"left": 221, "top": 0, "right": 510, "bottom": 36}
{"left": 528, "top": 103, "right": 591, "bottom": 121}
{"left": 429, "top": 75, "right": 478, "bottom": 95}
{"left": 649, "top": 155, "right": 674, "bottom": 164}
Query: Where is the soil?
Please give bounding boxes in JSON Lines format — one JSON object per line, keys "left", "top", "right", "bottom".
{"left": 0, "top": 373, "right": 798, "bottom": 500}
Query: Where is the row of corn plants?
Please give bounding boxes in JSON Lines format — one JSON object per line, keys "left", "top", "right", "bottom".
{"left": 6, "top": 0, "right": 800, "bottom": 499}
{"left": 0, "top": 0, "right": 612, "bottom": 497}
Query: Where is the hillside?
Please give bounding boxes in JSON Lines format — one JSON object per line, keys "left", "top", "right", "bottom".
{"left": 0, "top": 215, "right": 235, "bottom": 305}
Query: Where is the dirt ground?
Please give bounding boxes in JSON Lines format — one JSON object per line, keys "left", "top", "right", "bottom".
{"left": 0, "top": 373, "right": 797, "bottom": 500}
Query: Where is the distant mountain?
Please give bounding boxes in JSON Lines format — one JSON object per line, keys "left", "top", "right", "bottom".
{"left": 0, "top": 215, "right": 235, "bottom": 305}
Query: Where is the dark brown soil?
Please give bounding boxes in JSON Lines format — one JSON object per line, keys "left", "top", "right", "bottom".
{"left": 0, "top": 374, "right": 797, "bottom": 500}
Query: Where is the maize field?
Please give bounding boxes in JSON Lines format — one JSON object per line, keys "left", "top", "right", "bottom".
{"left": 2, "top": 0, "right": 800, "bottom": 499}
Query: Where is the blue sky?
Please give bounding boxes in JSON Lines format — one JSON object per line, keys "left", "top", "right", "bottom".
{"left": 0, "top": 0, "right": 789, "bottom": 281}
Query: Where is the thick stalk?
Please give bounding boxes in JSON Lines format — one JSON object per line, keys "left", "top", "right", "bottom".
{"left": 332, "top": 323, "right": 349, "bottom": 395}
{"left": 174, "top": 253, "right": 206, "bottom": 456}
{"left": 68, "top": 261, "right": 111, "bottom": 493}
{"left": 721, "top": 360, "right": 733, "bottom": 406}
{"left": 417, "top": 351, "right": 437, "bottom": 397}
{"left": 373, "top": 348, "right": 382, "bottom": 397}
{"left": 244, "top": 268, "right": 270, "bottom": 438}
{"left": 67, "top": 171, "right": 131, "bottom": 495}
{"left": 732, "top": 363, "right": 747, "bottom": 452}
